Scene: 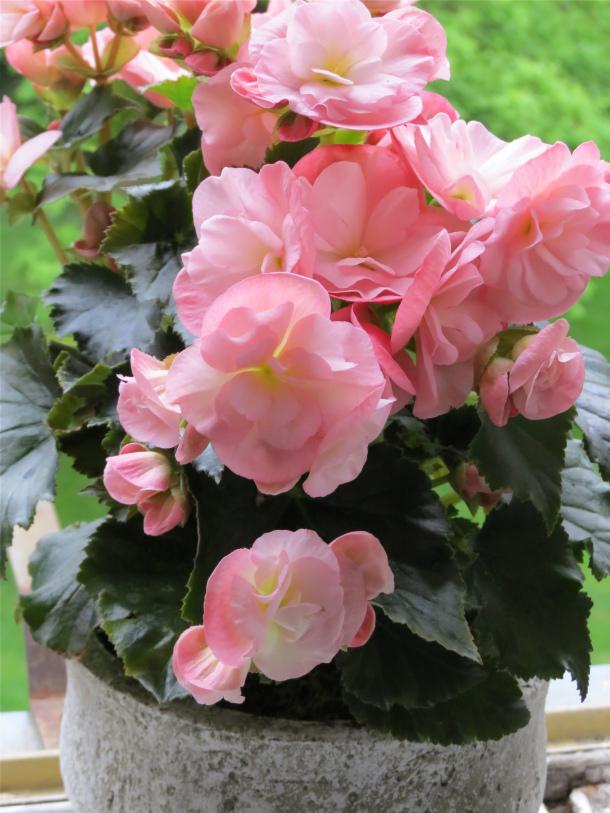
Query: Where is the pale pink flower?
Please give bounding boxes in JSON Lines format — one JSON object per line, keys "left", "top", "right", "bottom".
{"left": 391, "top": 223, "right": 502, "bottom": 418}
{"left": 202, "top": 528, "right": 393, "bottom": 681}
{"left": 394, "top": 113, "right": 545, "bottom": 220}
{"left": 167, "top": 273, "right": 392, "bottom": 497}
{"left": 74, "top": 202, "right": 114, "bottom": 260}
{"left": 0, "top": 0, "right": 67, "bottom": 47}
{"left": 61, "top": 1, "right": 107, "bottom": 28}
{"left": 143, "top": 0, "right": 255, "bottom": 49}
{"left": 193, "top": 64, "right": 276, "bottom": 175}
{"left": 107, "top": 0, "right": 150, "bottom": 30}
{"left": 366, "top": 91, "right": 458, "bottom": 147}
{"left": 361, "top": 0, "right": 417, "bottom": 15}
{"left": 174, "top": 161, "right": 314, "bottom": 334}
{"left": 0, "top": 96, "right": 61, "bottom": 191}
{"left": 480, "top": 141, "right": 610, "bottom": 322}
{"left": 231, "top": 0, "right": 448, "bottom": 130}
{"left": 294, "top": 143, "right": 467, "bottom": 303}
{"left": 103, "top": 442, "right": 190, "bottom": 535}
{"left": 172, "top": 625, "right": 249, "bottom": 705}
{"left": 117, "top": 349, "right": 208, "bottom": 464}
{"left": 5, "top": 40, "right": 84, "bottom": 109}
{"left": 478, "top": 320, "right": 585, "bottom": 427}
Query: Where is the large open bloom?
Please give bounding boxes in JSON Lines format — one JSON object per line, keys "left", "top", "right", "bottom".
{"left": 391, "top": 222, "right": 501, "bottom": 418}
{"left": 167, "top": 273, "right": 392, "bottom": 497}
{"left": 480, "top": 141, "right": 610, "bottom": 322}
{"left": 193, "top": 64, "right": 277, "bottom": 175}
{"left": 0, "top": 95, "right": 61, "bottom": 191}
{"left": 103, "top": 442, "right": 190, "bottom": 535}
{"left": 173, "top": 528, "right": 394, "bottom": 704}
{"left": 478, "top": 320, "right": 585, "bottom": 426}
{"left": 173, "top": 161, "right": 314, "bottom": 335}
{"left": 394, "top": 113, "right": 545, "bottom": 219}
{"left": 294, "top": 143, "right": 465, "bottom": 302}
{"left": 117, "top": 349, "right": 207, "bottom": 464}
{"left": 231, "top": 0, "right": 448, "bottom": 130}
{"left": 0, "top": 0, "right": 67, "bottom": 47}
{"left": 143, "top": 0, "right": 255, "bottom": 49}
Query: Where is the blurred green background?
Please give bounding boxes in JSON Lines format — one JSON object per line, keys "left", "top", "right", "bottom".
{"left": 1, "top": 0, "right": 609, "bottom": 711}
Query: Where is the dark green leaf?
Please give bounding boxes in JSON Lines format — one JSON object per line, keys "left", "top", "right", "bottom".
{"left": 21, "top": 520, "right": 103, "bottom": 655}
{"left": 1, "top": 291, "right": 38, "bottom": 327}
{"left": 576, "top": 345, "right": 610, "bottom": 480}
{"left": 375, "top": 560, "right": 480, "bottom": 662}
{"left": 60, "top": 86, "right": 128, "bottom": 148}
{"left": 58, "top": 424, "right": 113, "bottom": 478}
{"left": 0, "top": 328, "right": 60, "bottom": 574}
{"left": 47, "top": 352, "right": 116, "bottom": 431}
{"left": 79, "top": 516, "right": 196, "bottom": 702}
{"left": 561, "top": 439, "right": 610, "bottom": 579}
{"left": 473, "top": 501, "right": 591, "bottom": 698}
{"left": 87, "top": 120, "right": 174, "bottom": 177}
{"left": 183, "top": 149, "right": 206, "bottom": 193}
{"left": 470, "top": 410, "right": 573, "bottom": 530}
{"left": 145, "top": 76, "right": 198, "bottom": 110}
{"left": 265, "top": 138, "right": 318, "bottom": 167}
{"left": 344, "top": 671, "right": 530, "bottom": 745}
{"left": 101, "top": 181, "right": 193, "bottom": 306}
{"left": 338, "top": 612, "right": 485, "bottom": 712}
{"left": 39, "top": 161, "right": 163, "bottom": 205}
{"left": 46, "top": 263, "right": 163, "bottom": 362}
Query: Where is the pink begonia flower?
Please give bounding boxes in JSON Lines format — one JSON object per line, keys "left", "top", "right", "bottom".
{"left": 74, "top": 202, "right": 115, "bottom": 260}
{"left": 362, "top": 0, "right": 418, "bottom": 15}
{"left": 393, "top": 113, "right": 546, "bottom": 220}
{"left": 391, "top": 223, "right": 502, "bottom": 418}
{"left": 103, "top": 442, "right": 190, "bottom": 536}
{"left": 293, "top": 143, "right": 465, "bottom": 303}
{"left": 0, "top": 1, "right": 67, "bottom": 47}
{"left": 478, "top": 320, "right": 585, "bottom": 427}
{"left": 334, "top": 304, "right": 415, "bottom": 411}
{"left": 231, "top": 0, "right": 448, "bottom": 131}
{"left": 172, "top": 625, "right": 250, "bottom": 704}
{"left": 173, "top": 161, "right": 314, "bottom": 334}
{"left": 192, "top": 64, "right": 276, "bottom": 176}
{"left": 480, "top": 141, "right": 610, "bottom": 322}
{"left": 107, "top": 0, "right": 150, "bottom": 31}
{"left": 61, "top": 1, "right": 107, "bottom": 28}
{"left": 366, "top": 91, "right": 458, "bottom": 146}
{"left": 143, "top": 0, "right": 255, "bottom": 50}
{"left": 0, "top": 96, "right": 61, "bottom": 191}
{"left": 117, "top": 348, "right": 208, "bottom": 464}
{"left": 452, "top": 462, "right": 508, "bottom": 512}
{"left": 167, "top": 273, "right": 393, "bottom": 497}
{"left": 5, "top": 40, "right": 84, "bottom": 109}
{"left": 203, "top": 529, "right": 392, "bottom": 679}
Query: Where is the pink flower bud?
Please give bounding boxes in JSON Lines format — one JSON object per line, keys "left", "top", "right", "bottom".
{"left": 103, "top": 442, "right": 190, "bottom": 536}
{"left": 74, "top": 202, "right": 114, "bottom": 260}
{"left": 452, "top": 462, "right": 508, "bottom": 512}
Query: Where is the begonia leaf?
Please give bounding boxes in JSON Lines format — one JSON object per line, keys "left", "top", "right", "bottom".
{"left": 59, "top": 85, "right": 128, "bottom": 148}
{"left": 145, "top": 76, "right": 198, "bottom": 111}
{"left": 87, "top": 120, "right": 174, "bottom": 177}
{"left": 576, "top": 345, "right": 610, "bottom": 481}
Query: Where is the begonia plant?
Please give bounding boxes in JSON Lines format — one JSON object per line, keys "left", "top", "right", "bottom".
{"left": 1, "top": 0, "right": 609, "bottom": 745}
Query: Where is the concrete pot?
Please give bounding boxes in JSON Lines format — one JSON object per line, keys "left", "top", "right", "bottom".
{"left": 61, "top": 660, "right": 548, "bottom": 813}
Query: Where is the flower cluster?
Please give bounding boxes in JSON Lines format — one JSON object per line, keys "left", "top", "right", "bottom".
{"left": 173, "top": 529, "right": 394, "bottom": 704}
{"left": 2, "top": 0, "right": 609, "bottom": 718}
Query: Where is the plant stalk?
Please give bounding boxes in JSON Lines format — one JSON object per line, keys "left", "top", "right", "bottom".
{"left": 21, "top": 179, "right": 68, "bottom": 265}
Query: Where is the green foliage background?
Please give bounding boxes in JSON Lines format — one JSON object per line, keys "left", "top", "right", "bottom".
{"left": 1, "top": 0, "right": 609, "bottom": 711}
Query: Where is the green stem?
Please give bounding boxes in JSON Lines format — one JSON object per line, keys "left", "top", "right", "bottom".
{"left": 21, "top": 179, "right": 68, "bottom": 265}
{"left": 63, "top": 39, "right": 93, "bottom": 73}
{"left": 105, "top": 31, "right": 123, "bottom": 75}
{"left": 89, "top": 26, "right": 103, "bottom": 75}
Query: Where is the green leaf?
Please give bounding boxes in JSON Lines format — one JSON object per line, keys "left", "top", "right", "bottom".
{"left": 344, "top": 671, "right": 530, "bottom": 745}
{"left": 561, "top": 439, "right": 610, "bottom": 579}
{"left": 183, "top": 148, "right": 207, "bottom": 193}
{"left": 59, "top": 86, "right": 128, "bottom": 148}
{"left": 87, "top": 120, "right": 175, "bottom": 177}
{"left": 470, "top": 410, "right": 573, "bottom": 531}
{"left": 47, "top": 355, "right": 115, "bottom": 432}
{"left": 375, "top": 559, "right": 480, "bottom": 662}
{"left": 473, "top": 501, "right": 592, "bottom": 698}
{"left": 0, "top": 328, "right": 60, "bottom": 575}
{"left": 265, "top": 138, "right": 318, "bottom": 167}
{"left": 576, "top": 345, "right": 610, "bottom": 481}
{"left": 46, "top": 263, "right": 163, "bottom": 363}
{"left": 145, "top": 76, "right": 198, "bottom": 110}
{"left": 5, "top": 189, "right": 37, "bottom": 224}
{"left": 39, "top": 163, "right": 164, "bottom": 205}
{"left": 78, "top": 517, "right": 196, "bottom": 702}
{"left": 338, "top": 612, "right": 485, "bottom": 712}
{"left": 100, "top": 32, "right": 139, "bottom": 72}
{"left": 21, "top": 520, "right": 103, "bottom": 655}
{"left": 101, "top": 181, "right": 194, "bottom": 306}
{"left": 1, "top": 291, "right": 38, "bottom": 327}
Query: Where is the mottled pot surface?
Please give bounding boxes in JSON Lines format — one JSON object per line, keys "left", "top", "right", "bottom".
{"left": 61, "top": 659, "right": 548, "bottom": 813}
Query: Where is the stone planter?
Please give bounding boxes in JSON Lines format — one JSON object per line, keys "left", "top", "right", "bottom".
{"left": 61, "top": 660, "right": 548, "bottom": 813}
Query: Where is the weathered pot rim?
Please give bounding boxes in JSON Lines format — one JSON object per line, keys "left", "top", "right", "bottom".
{"left": 71, "top": 643, "right": 546, "bottom": 745}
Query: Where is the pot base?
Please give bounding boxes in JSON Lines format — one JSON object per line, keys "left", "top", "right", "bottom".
{"left": 61, "top": 660, "right": 548, "bottom": 813}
